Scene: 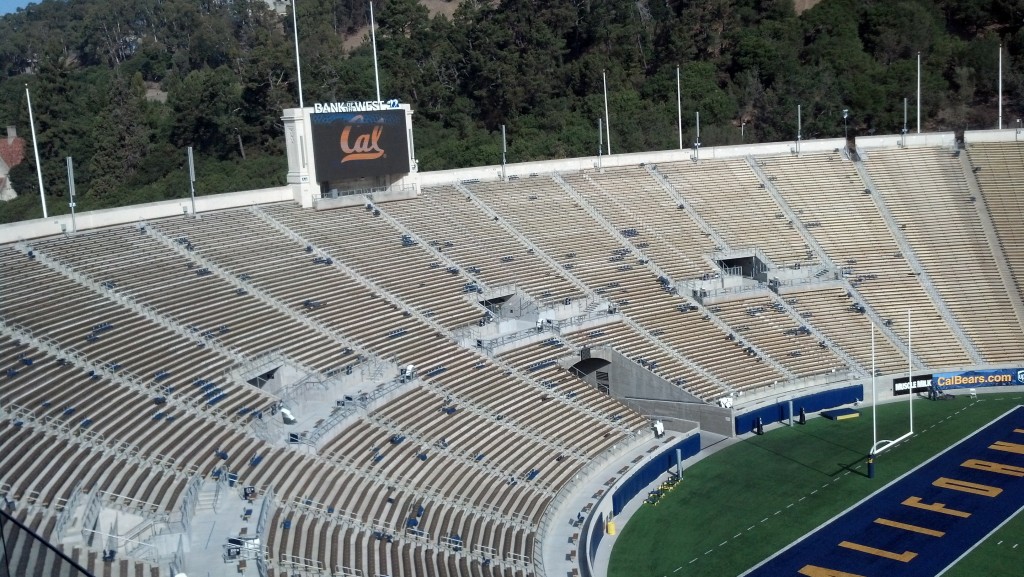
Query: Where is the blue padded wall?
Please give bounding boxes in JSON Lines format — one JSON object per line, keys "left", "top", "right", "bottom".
{"left": 734, "top": 384, "right": 863, "bottom": 435}
{"left": 611, "top": 434, "right": 700, "bottom": 516}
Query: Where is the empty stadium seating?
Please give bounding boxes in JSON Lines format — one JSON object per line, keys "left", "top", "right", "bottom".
{"left": 2, "top": 140, "right": 1022, "bottom": 577}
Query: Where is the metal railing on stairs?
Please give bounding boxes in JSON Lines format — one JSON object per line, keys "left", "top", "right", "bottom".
{"left": 745, "top": 156, "right": 835, "bottom": 268}
{"left": 691, "top": 298, "right": 796, "bottom": 380}
{"left": 454, "top": 182, "right": 598, "bottom": 300}
{"left": 617, "top": 315, "right": 735, "bottom": 399}
{"left": 644, "top": 165, "right": 731, "bottom": 250}
{"left": 854, "top": 160, "right": 984, "bottom": 364}
{"left": 768, "top": 290, "right": 866, "bottom": 376}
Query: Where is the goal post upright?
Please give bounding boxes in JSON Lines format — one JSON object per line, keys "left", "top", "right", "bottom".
{"left": 908, "top": 309, "right": 913, "bottom": 435}
{"left": 868, "top": 309, "right": 915, "bottom": 480}
{"left": 870, "top": 324, "right": 876, "bottom": 478}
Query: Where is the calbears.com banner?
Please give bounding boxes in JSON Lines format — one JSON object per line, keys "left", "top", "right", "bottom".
{"left": 933, "top": 368, "right": 1024, "bottom": 390}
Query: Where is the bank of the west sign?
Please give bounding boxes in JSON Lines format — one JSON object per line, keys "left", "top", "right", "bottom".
{"left": 312, "top": 100, "right": 400, "bottom": 113}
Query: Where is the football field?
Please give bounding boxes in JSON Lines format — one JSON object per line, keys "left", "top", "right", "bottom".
{"left": 608, "top": 394, "right": 1024, "bottom": 577}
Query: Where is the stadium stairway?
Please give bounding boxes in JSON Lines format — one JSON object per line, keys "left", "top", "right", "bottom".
{"left": 745, "top": 156, "right": 834, "bottom": 267}
{"left": 853, "top": 160, "right": 985, "bottom": 364}
{"left": 643, "top": 164, "right": 731, "bottom": 250}
{"left": 464, "top": 178, "right": 737, "bottom": 399}
{"left": 959, "top": 150, "right": 1024, "bottom": 330}
{"left": 765, "top": 289, "right": 867, "bottom": 376}
{"left": 454, "top": 182, "right": 597, "bottom": 300}
{"left": 554, "top": 173, "right": 797, "bottom": 385}
{"left": 366, "top": 196, "right": 492, "bottom": 298}
{"left": 249, "top": 204, "right": 459, "bottom": 339}
{"left": 551, "top": 173, "right": 676, "bottom": 281}
{"left": 143, "top": 220, "right": 374, "bottom": 379}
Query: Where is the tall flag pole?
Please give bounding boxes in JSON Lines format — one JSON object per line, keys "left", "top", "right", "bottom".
{"left": 370, "top": 1, "right": 382, "bottom": 103}
{"left": 694, "top": 111, "right": 701, "bottom": 161}
{"left": 998, "top": 43, "right": 1003, "bottom": 130}
{"left": 25, "top": 84, "right": 47, "bottom": 219}
{"left": 796, "top": 104, "right": 802, "bottom": 156}
{"left": 291, "top": 0, "right": 304, "bottom": 108}
{"left": 676, "top": 65, "right": 682, "bottom": 150}
{"left": 66, "top": 157, "right": 77, "bottom": 233}
{"left": 916, "top": 52, "right": 921, "bottom": 134}
{"left": 603, "top": 70, "right": 611, "bottom": 155}
{"left": 187, "top": 146, "right": 197, "bottom": 217}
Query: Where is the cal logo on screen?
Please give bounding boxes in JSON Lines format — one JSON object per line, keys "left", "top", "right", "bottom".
{"left": 310, "top": 109, "right": 410, "bottom": 180}
{"left": 339, "top": 117, "right": 384, "bottom": 163}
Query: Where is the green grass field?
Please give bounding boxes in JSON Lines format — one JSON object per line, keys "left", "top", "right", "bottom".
{"left": 608, "top": 394, "right": 1024, "bottom": 577}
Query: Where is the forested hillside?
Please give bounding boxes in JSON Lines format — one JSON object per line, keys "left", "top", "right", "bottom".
{"left": 0, "top": 0, "right": 1020, "bottom": 224}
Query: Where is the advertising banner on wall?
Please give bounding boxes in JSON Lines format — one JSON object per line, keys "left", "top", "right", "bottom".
{"left": 892, "top": 374, "right": 933, "bottom": 395}
{"left": 933, "top": 368, "right": 1024, "bottom": 390}
{"left": 310, "top": 109, "right": 410, "bottom": 180}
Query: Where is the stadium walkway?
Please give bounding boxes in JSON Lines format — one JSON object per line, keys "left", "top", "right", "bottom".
{"left": 542, "top": 428, "right": 734, "bottom": 577}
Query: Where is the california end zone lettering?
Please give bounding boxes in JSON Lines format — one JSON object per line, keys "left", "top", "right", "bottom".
{"left": 741, "top": 407, "right": 1024, "bottom": 577}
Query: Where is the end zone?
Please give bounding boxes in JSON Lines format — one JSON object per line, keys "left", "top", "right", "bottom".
{"left": 742, "top": 405, "right": 1024, "bottom": 577}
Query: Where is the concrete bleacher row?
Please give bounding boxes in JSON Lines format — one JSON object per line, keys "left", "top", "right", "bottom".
{"left": 655, "top": 158, "right": 817, "bottom": 268}
{"left": 777, "top": 286, "right": 906, "bottom": 375}
{"left": 709, "top": 294, "right": 844, "bottom": 378}
{"left": 1, "top": 198, "right": 648, "bottom": 574}
{"left": 755, "top": 153, "right": 972, "bottom": 369}
{"left": 0, "top": 249, "right": 280, "bottom": 423}
{"left": 263, "top": 507, "right": 531, "bottom": 577}
{"left": 966, "top": 142, "right": 1024, "bottom": 325}
{"left": 31, "top": 226, "right": 353, "bottom": 373}
{"left": 381, "top": 185, "right": 585, "bottom": 307}
{"left": 865, "top": 147, "right": 1024, "bottom": 363}
{"left": 2, "top": 508, "right": 163, "bottom": 577}
{"left": 561, "top": 167, "right": 716, "bottom": 281}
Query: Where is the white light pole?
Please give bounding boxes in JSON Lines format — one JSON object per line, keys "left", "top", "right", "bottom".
{"left": 66, "top": 156, "right": 77, "bottom": 233}
{"left": 370, "top": 0, "right": 382, "bottom": 103}
{"left": 597, "top": 118, "right": 604, "bottom": 171}
{"left": 500, "top": 124, "right": 507, "bottom": 182}
{"left": 602, "top": 70, "right": 611, "bottom": 155}
{"left": 902, "top": 97, "right": 908, "bottom": 147}
{"left": 25, "top": 84, "right": 47, "bottom": 219}
{"left": 676, "top": 65, "right": 683, "bottom": 150}
{"left": 741, "top": 120, "right": 746, "bottom": 142}
{"left": 843, "top": 108, "right": 849, "bottom": 139}
{"left": 693, "top": 111, "right": 701, "bottom": 162}
{"left": 291, "top": 0, "right": 304, "bottom": 108}
{"left": 997, "top": 43, "right": 1003, "bottom": 130}
{"left": 187, "top": 146, "right": 197, "bottom": 217}
{"left": 916, "top": 52, "right": 921, "bottom": 134}
{"left": 796, "top": 104, "right": 802, "bottom": 156}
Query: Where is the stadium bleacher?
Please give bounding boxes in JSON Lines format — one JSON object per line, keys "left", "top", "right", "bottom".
{"left": 2, "top": 140, "right": 1022, "bottom": 577}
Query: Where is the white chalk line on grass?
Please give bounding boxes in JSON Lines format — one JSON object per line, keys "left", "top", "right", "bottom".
{"left": 673, "top": 402, "right": 983, "bottom": 574}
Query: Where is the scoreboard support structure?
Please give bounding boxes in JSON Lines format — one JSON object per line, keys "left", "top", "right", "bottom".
{"left": 283, "top": 101, "right": 418, "bottom": 208}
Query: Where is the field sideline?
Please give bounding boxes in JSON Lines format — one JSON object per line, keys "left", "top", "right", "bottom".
{"left": 608, "top": 394, "right": 1024, "bottom": 577}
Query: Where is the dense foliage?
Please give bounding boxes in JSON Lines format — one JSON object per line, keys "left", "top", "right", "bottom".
{"left": 0, "top": 0, "right": 1020, "bottom": 223}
